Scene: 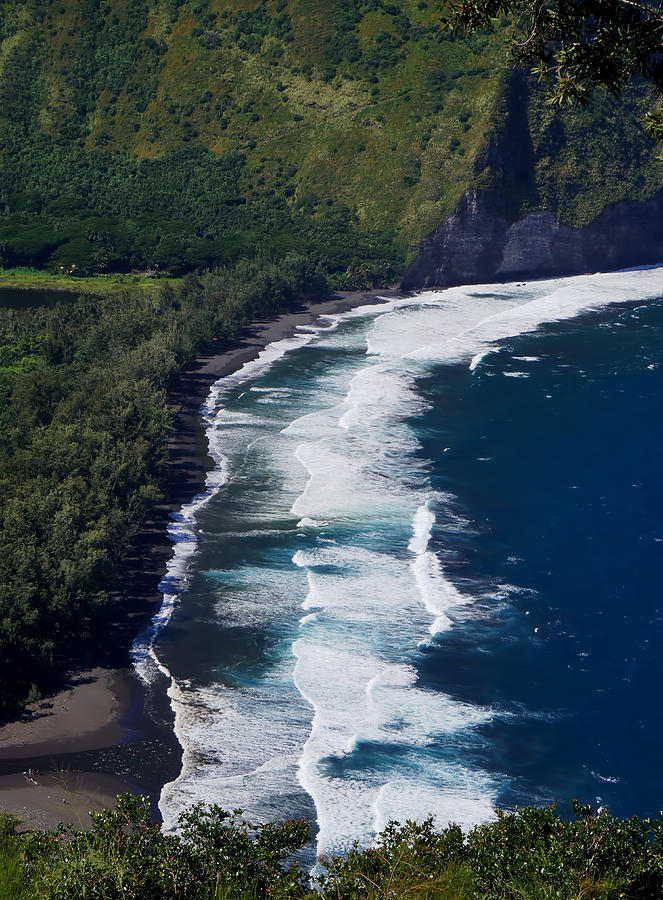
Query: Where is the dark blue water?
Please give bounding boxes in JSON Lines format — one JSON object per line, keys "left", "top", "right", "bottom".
{"left": 419, "top": 299, "right": 663, "bottom": 817}
{"left": 143, "top": 269, "right": 663, "bottom": 855}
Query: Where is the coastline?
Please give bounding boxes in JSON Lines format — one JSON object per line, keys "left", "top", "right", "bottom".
{"left": 0, "top": 287, "right": 404, "bottom": 831}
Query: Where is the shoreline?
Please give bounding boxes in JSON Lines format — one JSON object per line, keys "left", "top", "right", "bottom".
{"left": 0, "top": 287, "right": 404, "bottom": 831}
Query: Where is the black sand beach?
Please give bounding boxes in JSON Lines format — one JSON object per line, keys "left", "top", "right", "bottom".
{"left": 0, "top": 289, "right": 401, "bottom": 829}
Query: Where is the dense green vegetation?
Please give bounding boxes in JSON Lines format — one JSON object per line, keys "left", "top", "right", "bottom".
{"left": 466, "top": 69, "right": 662, "bottom": 227}
{"left": 3, "top": 795, "right": 663, "bottom": 898}
{"left": 0, "top": 0, "right": 659, "bottom": 283}
{"left": 0, "top": 267, "right": 173, "bottom": 296}
{"left": 0, "top": 256, "right": 326, "bottom": 704}
{"left": 0, "top": 0, "right": 507, "bottom": 285}
{"left": 0, "top": 0, "right": 660, "bottom": 726}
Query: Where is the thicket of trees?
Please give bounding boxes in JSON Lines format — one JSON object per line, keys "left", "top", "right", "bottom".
{"left": 0, "top": 148, "right": 398, "bottom": 286}
{"left": 0, "top": 255, "right": 327, "bottom": 705}
{"left": 3, "top": 795, "right": 663, "bottom": 898}
{"left": 0, "top": 0, "right": 418, "bottom": 286}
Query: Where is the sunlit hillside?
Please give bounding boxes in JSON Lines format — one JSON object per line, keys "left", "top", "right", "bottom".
{"left": 0, "top": 0, "right": 660, "bottom": 281}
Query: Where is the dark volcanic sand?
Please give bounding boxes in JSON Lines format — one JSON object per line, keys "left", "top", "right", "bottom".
{"left": 0, "top": 289, "right": 402, "bottom": 829}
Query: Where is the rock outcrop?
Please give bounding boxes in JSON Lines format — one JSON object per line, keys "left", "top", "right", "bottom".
{"left": 401, "top": 187, "right": 663, "bottom": 291}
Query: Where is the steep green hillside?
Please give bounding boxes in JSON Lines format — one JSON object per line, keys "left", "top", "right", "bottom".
{"left": 0, "top": 0, "right": 660, "bottom": 283}
{"left": 527, "top": 83, "right": 662, "bottom": 226}
{"left": 0, "top": 0, "right": 506, "bottom": 283}
{"left": 470, "top": 71, "right": 662, "bottom": 225}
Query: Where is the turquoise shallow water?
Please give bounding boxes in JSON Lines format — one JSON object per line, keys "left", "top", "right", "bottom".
{"left": 134, "top": 267, "right": 663, "bottom": 857}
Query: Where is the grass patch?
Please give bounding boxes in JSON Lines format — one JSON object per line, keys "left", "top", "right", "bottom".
{"left": 0, "top": 268, "right": 178, "bottom": 297}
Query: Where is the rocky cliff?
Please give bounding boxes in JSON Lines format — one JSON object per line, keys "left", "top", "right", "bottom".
{"left": 401, "top": 68, "right": 663, "bottom": 291}
{"left": 401, "top": 187, "right": 663, "bottom": 290}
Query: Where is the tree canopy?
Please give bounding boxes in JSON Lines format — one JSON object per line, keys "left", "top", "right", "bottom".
{"left": 0, "top": 256, "right": 328, "bottom": 706}
{"left": 443, "top": 0, "right": 663, "bottom": 134}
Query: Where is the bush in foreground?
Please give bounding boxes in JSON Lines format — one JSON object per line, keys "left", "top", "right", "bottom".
{"left": 3, "top": 795, "right": 663, "bottom": 899}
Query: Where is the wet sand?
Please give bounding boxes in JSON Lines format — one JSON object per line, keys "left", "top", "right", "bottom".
{"left": 0, "top": 288, "right": 402, "bottom": 830}
{"left": 0, "top": 668, "right": 137, "bottom": 829}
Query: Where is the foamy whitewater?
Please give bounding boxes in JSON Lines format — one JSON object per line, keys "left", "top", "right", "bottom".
{"left": 133, "top": 266, "right": 663, "bottom": 858}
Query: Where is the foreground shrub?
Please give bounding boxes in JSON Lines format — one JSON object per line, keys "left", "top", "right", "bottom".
{"left": 5, "top": 796, "right": 663, "bottom": 899}
{"left": 464, "top": 800, "right": 663, "bottom": 898}
{"left": 16, "top": 795, "right": 309, "bottom": 899}
{"left": 318, "top": 816, "right": 471, "bottom": 898}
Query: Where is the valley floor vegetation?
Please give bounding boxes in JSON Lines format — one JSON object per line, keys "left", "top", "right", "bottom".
{"left": 0, "top": 255, "right": 327, "bottom": 705}
{"left": 2, "top": 795, "right": 663, "bottom": 899}
{"left": 0, "top": 267, "right": 172, "bottom": 297}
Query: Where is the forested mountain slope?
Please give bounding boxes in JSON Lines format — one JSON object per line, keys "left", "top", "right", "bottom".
{"left": 0, "top": 0, "right": 661, "bottom": 285}
{"left": 1, "top": 1, "right": 662, "bottom": 702}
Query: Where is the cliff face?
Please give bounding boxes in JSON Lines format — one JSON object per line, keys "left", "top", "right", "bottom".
{"left": 0, "top": 0, "right": 513, "bottom": 279}
{"left": 1, "top": 2, "right": 661, "bottom": 285}
{"left": 401, "top": 69, "right": 663, "bottom": 291}
{"left": 401, "top": 188, "right": 663, "bottom": 290}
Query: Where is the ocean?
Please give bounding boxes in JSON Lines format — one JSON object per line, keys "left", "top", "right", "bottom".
{"left": 132, "top": 265, "right": 663, "bottom": 860}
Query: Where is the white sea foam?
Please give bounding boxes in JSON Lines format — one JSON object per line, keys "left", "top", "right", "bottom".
{"left": 160, "top": 667, "right": 312, "bottom": 830}
{"left": 205, "top": 334, "right": 314, "bottom": 407}
{"left": 406, "top": 500, "right": 465, "bottom": 634}
{"left": 592, "top": 771, "right": 620, "bottom": 784}
{"left": 372, "top": 765, "right": 499, "bottom": 838}
{"left": 338, "top": 363, "right": 425, "bottom": 433}
{"left": 293, "top": 639, "right": 495, "bottom": 854}
{"left": 152, "top": 266, "right": 663, "bottom": 853}
{"left": 469, "top": 347, "right": 500, "bottom": 371}
{"left": 408, "top": 268, "right": 663, "bottom": 369}
{"left": 130, "top": 461, "right": 229, "bottom": 685}
{"left": 129, "top": 317, "right": 339, "bottom": 827}
{"left": 408, "top": 500, "right": 437, "bottom": 556}
{"left": 296, "top": 516, "right": 330, "bottom": 528}
{"left": 249, "top": 385, "right": 293, "bottom": 394}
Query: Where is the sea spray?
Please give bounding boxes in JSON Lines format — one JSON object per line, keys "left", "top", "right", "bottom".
{"left": 141, "top": 267, "right": 663, "bottom": 853}
{"left": 408, "top": 498, "right": 472, "bottom": 637}
{"left": 130, "top": 330, "right": 318, "bottom": 829}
